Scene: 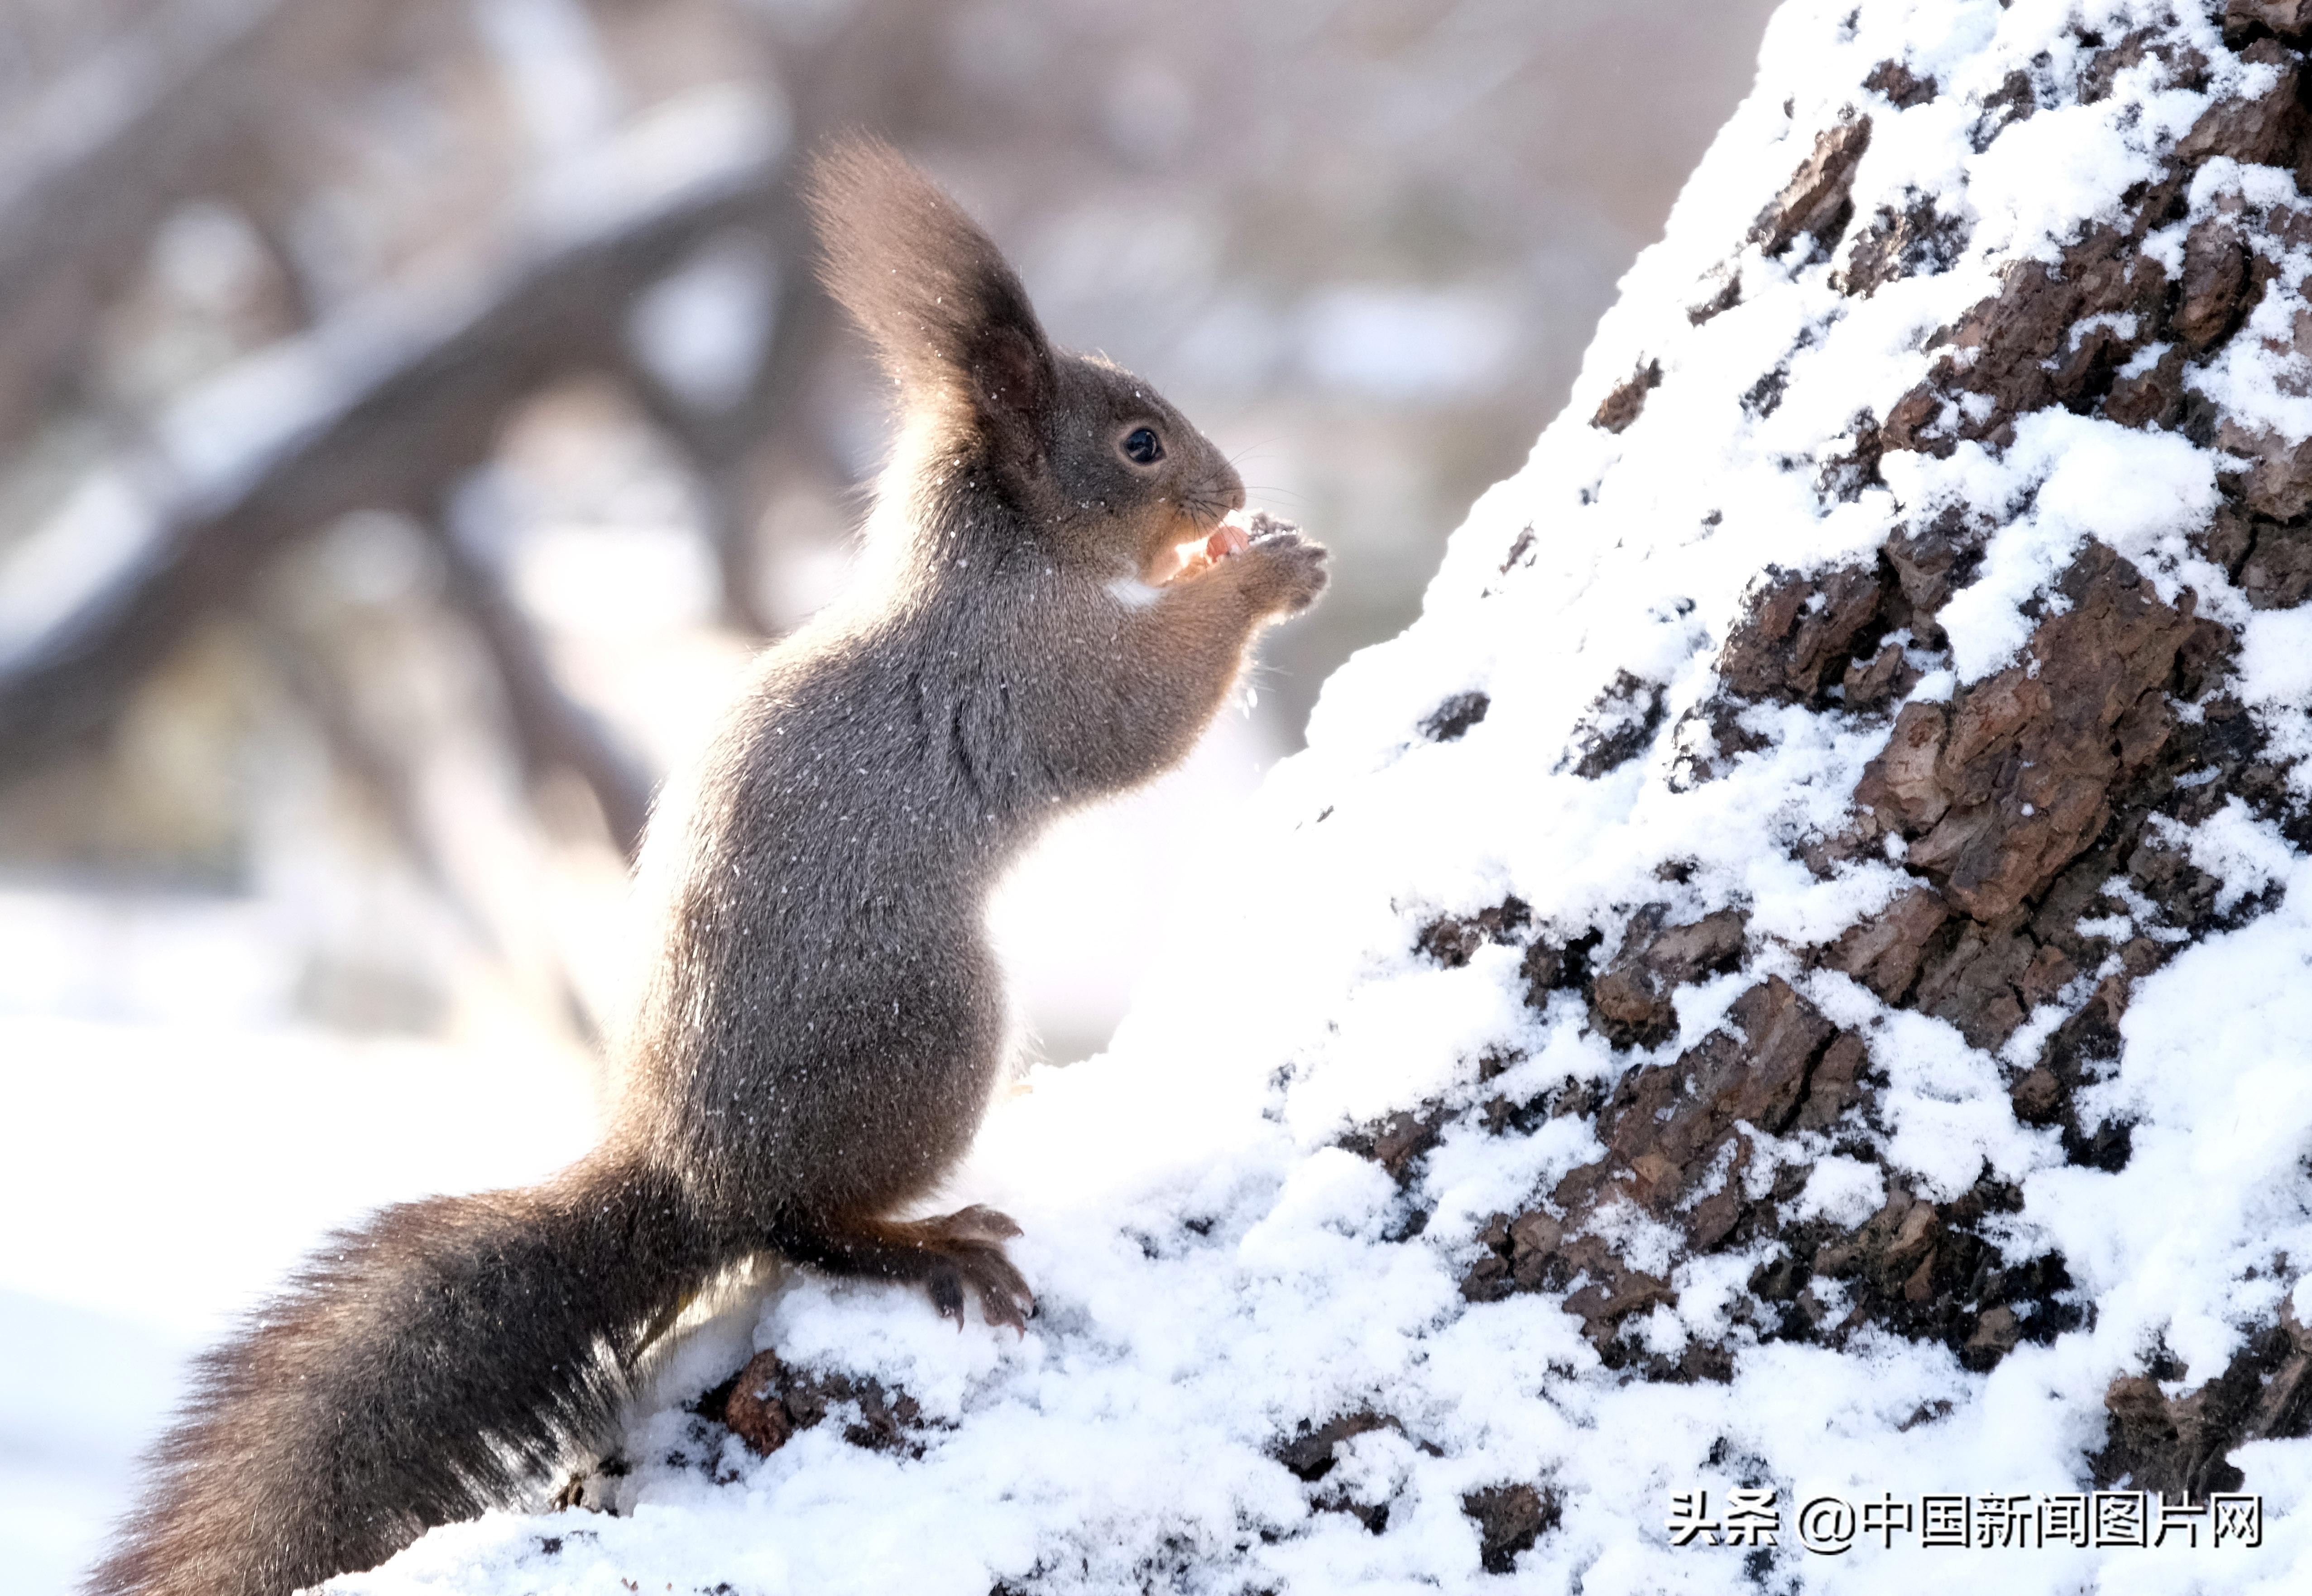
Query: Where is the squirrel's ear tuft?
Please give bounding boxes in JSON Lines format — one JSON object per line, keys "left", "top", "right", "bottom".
{"left": 808, "top": 138, "right": 1055, "bottom": 447}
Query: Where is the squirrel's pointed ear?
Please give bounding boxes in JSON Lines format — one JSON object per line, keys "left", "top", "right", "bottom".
{"left": 808, "top": 139, "right": 1055, "bottom": 446}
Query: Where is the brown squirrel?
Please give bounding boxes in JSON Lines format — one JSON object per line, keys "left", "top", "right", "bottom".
{"left": 90, "top": 141, "right": 1326, "bottom": 1596}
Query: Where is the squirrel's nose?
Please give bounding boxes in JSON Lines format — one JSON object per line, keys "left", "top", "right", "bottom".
{"left": 1220, "top": 473, "right": 1247, "bottom": 513}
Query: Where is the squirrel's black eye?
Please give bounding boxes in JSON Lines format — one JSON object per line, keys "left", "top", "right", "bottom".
{"left": 1122, "top": 426, "right": 1164, "bottom": 465}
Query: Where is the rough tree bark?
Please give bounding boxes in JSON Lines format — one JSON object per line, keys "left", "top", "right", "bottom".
{"left": 1425, "top": 0, "right": 2312, "bottom": 1511}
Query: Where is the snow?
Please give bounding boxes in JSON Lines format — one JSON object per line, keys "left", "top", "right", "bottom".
{"left": 0, "top": 470, "right": 163, "bottom": 672}
{"left": 0, "top": 1290, "right": 192, "bottom": 1596}
{"left": 26, "top": 0, "right": 2294, "bottom": 1590}
{"left": 1794, "top": 1156, "right": 1887, "bottom": 1229}
{"left": 0, "top": 1009, "right": 596, "bottom": 1596}
{"left": 1898, "top": 412, "right": 2221, "bottom": 681}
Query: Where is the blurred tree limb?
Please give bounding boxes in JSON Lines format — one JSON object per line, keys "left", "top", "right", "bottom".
{"left": 0, "top": 0, "right": 440, "bottom": 439}
{"left": 425, "top": 510, "right": 654, "bottom": 858}
{"left": 0, "top": 91, "right": 785, "bottom": 851}
{"left": 0, "top": 0, "right": 940, "bottom": 867}
{"left": 618, "top": 213, "right": 839, "bottom": 637}
{"left": 247, "top": 606, "right": 610, "bottom": 1045}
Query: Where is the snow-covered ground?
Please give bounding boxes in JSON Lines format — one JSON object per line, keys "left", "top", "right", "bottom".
{"left": 0, "top": 995, "right": 598, "bottom": 1595}
{"left": 0, "top": 703, "right": 1269, "bottom": 1596}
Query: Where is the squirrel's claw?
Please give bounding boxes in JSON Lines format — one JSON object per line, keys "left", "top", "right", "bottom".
{"left": 926, "top": 1265, "right": 967, "bottom": 1324}
{"left": 897, "top": 1205, "right": 1033, "bottom": 1332}
{"left": 943, "top": 1203, "right": 1024, "bottom": 1241}
{"left": 920, "top": 1245, "right": 1031, "bottom": 1332}
{"left": 959, "top": 1243, "right": 1035, "bottom": 1334}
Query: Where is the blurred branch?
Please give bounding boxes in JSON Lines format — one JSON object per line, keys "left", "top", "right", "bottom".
{"left": 243, "top": 615, "right": 499, "bottom": 950}
{"left": 617, "top": 0, "right": 950, "bottom": 635}
{"left": 0, "top": 0, "right": 941, "bottom": 820}
{"left": 247, "top": 612, "right": 604, "bottom": 1046}
{"left": 0, "top": 93, "right": 786, "bottom": 792}
{"left": 0, "top": 0, "right": 279, "bottom": 434}
{"left": 0, "top": 0, "right": 415, "bottom": 437}
{"left": 618, "top": 213, "right": 839, "bottom": 636}
{"left": 425, "top": 514, "right": 655, "bottom": 861}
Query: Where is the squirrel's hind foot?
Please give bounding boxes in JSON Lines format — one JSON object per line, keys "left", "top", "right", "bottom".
{"left": 923, "top": 1241, "right": 1034, "bottom": 1333}
{"left": 775, "top": 1206, "right": 1035, "bottom": 1332}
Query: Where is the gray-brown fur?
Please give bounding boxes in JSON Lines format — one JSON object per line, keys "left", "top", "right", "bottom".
{"left": 92, "top": 138, "right": 1324, "bottom": 1596}
{"left": 89, "top": 1151, "right": 712, "bottom": 1596}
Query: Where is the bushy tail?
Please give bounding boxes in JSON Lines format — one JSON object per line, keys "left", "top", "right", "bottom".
{"left": 88, "top": 1149, "right": 709, "bottom": 1596}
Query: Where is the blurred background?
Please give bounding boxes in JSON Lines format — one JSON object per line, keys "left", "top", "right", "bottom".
{"left": 0, "top": 0, "right": 1775, "bottom": 1583}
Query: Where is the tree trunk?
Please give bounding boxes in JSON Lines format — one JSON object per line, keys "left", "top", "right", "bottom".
{"left": 338, "top": 2, "right": 2312, "bottom": 1590}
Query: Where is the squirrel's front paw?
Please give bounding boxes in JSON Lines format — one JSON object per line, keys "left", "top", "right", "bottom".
{"left": 1238, "top": 520, "right": 1330, "bottom": 617}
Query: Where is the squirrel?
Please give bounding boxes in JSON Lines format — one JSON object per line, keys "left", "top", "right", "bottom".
{"left": 90, "top": 139, "right": 1327, "bottom": 1596}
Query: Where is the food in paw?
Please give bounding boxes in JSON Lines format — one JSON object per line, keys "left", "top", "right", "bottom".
{"left": 1166, "top": 512, "right": 1261, "bottom": 580}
